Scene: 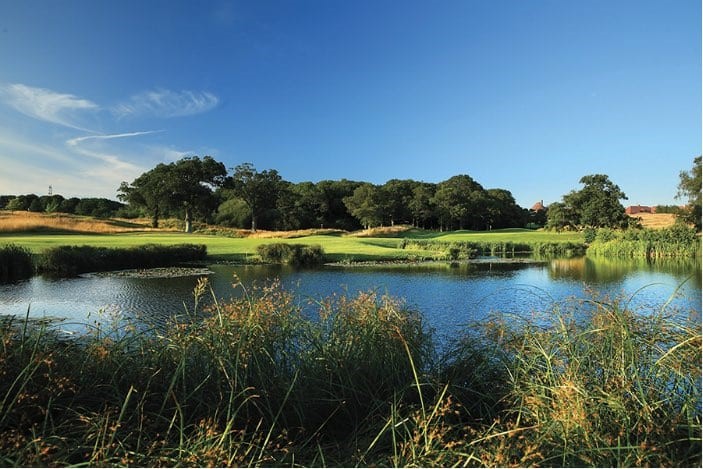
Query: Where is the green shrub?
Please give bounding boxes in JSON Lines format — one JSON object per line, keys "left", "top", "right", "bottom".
{"left": 256, "top": 243, "right": 325, "bottom": 266}
{"left": 0, "top": 244, "right": 34, "bottom": 282}
{"left": 37, "top": 244, "right": 207, "bottom": 276}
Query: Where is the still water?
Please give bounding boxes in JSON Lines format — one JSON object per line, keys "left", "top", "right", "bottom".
{"left": 0, "top": 257, "right": 700, "bottom": 339}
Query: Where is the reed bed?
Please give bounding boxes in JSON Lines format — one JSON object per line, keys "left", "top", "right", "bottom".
{"left": 0, "top": 244, "right": 34, "bottom": 282}
{"left": 37, "top": 244, "right": 208, "bottom": 276}
{"left": 0, "top": 280, "right": 699, "bottom": 466}
{"left": 588, "top": 225, "right": 701, "bottom": 259}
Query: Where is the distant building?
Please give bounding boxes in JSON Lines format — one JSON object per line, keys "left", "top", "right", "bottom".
{"left": 625, "top": 205, "right": 656, "bottom": 215}
{"left": 531, "top": 200, "right": 546, "bottom": 212}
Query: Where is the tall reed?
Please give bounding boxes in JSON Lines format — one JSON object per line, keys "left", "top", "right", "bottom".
{"left": 0, "top": 244, "right": 34, "bottom": 282}
{"left": 588, "top": 225, "right": 701, "bottom": 259}
{"left": 37, "top": 244, "right": 207, "bottom": 276}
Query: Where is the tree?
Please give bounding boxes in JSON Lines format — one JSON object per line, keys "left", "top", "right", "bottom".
{"left": 317, "top": 179, "right": 364, "bottom": 230}
{"left": 380, "top": 179, "right": 415, "bottom": 226}
{"left": 545, "top": 202, "right": 576, "bottom": 230}
{"left": 432, "top": 175, "right": 485, "bottom": 230}
{"left": 119, "top": 156, "right": 226, "bottom": 231}
{"left": 168, "top": 156, "right": 227, "bottom": 232}
{"left": 408, "top": 182, "right": 436, "bottom": 228}
{"left": 228, "top": 163, "right": 283, "bottom": 232}
{"left": 676, "top": 156, "right": 702, "bottom": 230}
{"left": 549, "top": 174, "right": 628, "bottom": 229}
{"left": 119, "top": 163, "right": 172, "bottom": 228}
{"left": 343, "top": 183, "right": 384, "bottom": 229}
{"left": 485, "top": 188, "right": 525, "bottom": 229}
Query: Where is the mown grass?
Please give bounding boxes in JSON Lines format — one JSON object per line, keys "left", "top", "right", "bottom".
{"left": 0, "top": 228, "right": 584, "bottom": 263}
{"left": 0, "top": 280, "right": 699, "bottom": 467}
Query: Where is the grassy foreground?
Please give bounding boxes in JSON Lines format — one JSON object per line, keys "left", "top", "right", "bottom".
{"left": 0, "top": 280, "right": 699, "bottom": 467}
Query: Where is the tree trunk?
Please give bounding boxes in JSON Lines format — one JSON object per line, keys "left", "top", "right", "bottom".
{"left": 184, "top": 207, "right": 193, "bottom": 233}
{"left": 151, "top": 206, "right": 159, "bottom": 228}
{"left": 251, "top": 214, "right": 257, "bottom": 232}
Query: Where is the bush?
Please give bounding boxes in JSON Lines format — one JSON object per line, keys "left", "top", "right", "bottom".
{"left": 256, "top": 243, "right": 325, "bottom": 266}
{"left": 0, "top": 244, "right": 34, "bottom": 282}
{"left": 37, "top": 244, "right": 207, "bottom": 276}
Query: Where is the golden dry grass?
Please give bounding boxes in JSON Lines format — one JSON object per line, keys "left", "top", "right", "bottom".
{"left": 0, "top": 211, "right": 173, "bottom": 234}
{"left": 246, "top": 228, "right": 346, "bottom": 238}
{"left": 630, "top": 213, "right": 677, "bottom": 229}
{"left": 346, "top": 225, "right": 415, "bottom": 237}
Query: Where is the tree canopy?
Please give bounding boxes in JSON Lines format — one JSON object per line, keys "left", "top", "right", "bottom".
{"left": 226, "top": 163, "right": 284, "bottom": 232}
{"left": 118, "top": 156, "right": 226, "bottom": 231}
{"left": 547, "top": 174, "right": 628, "bottom": 230}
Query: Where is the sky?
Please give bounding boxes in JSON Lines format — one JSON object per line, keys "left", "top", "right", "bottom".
{"left": 0, "top": 0, "right": 700, "bottom": 208}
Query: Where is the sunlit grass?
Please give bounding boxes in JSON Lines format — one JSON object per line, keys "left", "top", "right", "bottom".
{"left": 0, "top": 211, "right": 167, "bottom": 234}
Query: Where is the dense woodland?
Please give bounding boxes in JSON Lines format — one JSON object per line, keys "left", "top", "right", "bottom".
{"left": 2, "top": 155, "right": 700, "bottom": 232}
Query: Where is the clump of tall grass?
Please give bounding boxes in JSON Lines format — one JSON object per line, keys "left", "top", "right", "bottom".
{"left": 256, "top": 243, "right": 325, "bottom": 266}
{"left": 588, "top": 224, "right": 701, "bottom": 258}
{"left": 0, "top": 244, "right": 34, "bottom": 282}
{"left": 37, "top": 244, "right": 207, "bottom": 276}
{"left": 0, "top": 279, "right": 433, "bottom": 466}
{"left": 436, "top": 293, "right": 702, "bottom": 467}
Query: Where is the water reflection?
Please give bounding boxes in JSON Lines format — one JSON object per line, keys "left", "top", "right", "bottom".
{"left": 0, "top": 256, "right": 699, "bottom": 339}
{"left": 549, "top": 257, "right": 702, "bottom": 285}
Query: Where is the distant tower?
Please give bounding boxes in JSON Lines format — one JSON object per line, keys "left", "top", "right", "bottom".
{"left": 48, "top": 185, "right": 53, "bottom": 196}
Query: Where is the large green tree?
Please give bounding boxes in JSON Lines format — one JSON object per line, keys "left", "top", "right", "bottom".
{"left": 432, "top": 175, "right": 486, "bottom": 230}
{"left": 548, "top": 174, "right": 628, "bottom": 229}
{"left": 119, "top": 156, "right": 226, "bottom": 231}
{"left": 676, "top": 156, "right": 702, "bottom": 230}
{"left": 227, "top": 163, "right": 283, "bottom": 232}
{"left": 408, "top": 182, "right": 436, "bottom": 228}
{"left": 343, "top": 183, "right": 383, "bottom": 229}
{"left": 380, "top": 179, "right": 415, "bottom": 226}
{"left": 169, "top": 156, "right": 227, "bottom": 232}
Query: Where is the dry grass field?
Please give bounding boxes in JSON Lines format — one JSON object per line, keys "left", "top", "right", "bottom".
{"left": 0, "top": 211, "right": 170, "bottom": 234}
{"left": 630, "top": 212, "right": 678, "bottom": 229}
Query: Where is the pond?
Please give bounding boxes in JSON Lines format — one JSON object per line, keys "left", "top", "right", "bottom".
{"left": 0, "top": 256, "right": 700, "bottom": 341}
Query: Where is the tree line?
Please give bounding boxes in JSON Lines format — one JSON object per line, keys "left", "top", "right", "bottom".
{"left": 0, "top": 194, "right": 126, "bottom": 218}
{"left": 4, "top": 155, "right": 698, "bottom": 233}
{"left": 115, "top": 157, "right": 545, "bottom": 232}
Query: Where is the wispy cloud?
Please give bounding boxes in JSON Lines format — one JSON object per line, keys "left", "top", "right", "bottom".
{"left": 0, "top": 83, "right": 98, "bottom": 131}
{"left": 0, "top": 131, "right": 145, "bottom": 198}
{"left": 113, "top": 89, "right": 219, "bottom": 118}
{"left": 65, "top": 130, "right": 163, "bottom": 147}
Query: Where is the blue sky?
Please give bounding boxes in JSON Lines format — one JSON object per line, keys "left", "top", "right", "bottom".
{"left": 0, "top": 0, "right": 699, "bottom": 208}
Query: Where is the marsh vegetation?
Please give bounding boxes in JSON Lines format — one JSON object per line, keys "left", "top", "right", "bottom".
{"left": 0, "top": 279, "right": 699, "bottom": 466}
